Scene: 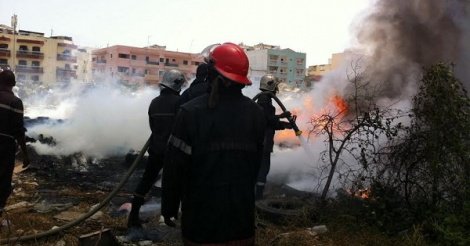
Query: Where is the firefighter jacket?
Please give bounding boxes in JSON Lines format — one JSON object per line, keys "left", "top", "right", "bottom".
{"left": 178, "top": 78, "right": 209, "bottom": 106}
{"left": 0, "top": 86, "right": 25, "bottom": 144}
{"left": 162, "top": 88, "right": 266, "bottom": 244}
{"left": 256, "top": 93, "right": 291, "bottom": 152}
{"left": 148, "top": 88, "right": 180, "bottom": 155}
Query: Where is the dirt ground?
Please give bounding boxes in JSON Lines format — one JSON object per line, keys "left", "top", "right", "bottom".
{"left": 1, "top": 160, "right": 399, "bottom": 246}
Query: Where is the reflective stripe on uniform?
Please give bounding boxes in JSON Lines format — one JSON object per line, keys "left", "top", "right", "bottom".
{"left": 0, "top": 103, "right": 23, "bottom": 114}
{"left": 149, "top": 113, "right": 175, "bottom": 118}
{"left": 168, "top": 135, "right": 192, "bottom": 155}
{"left": 207, "top": 142, "right": 258, "bottom": 152}
{"left": 0, "top": 132, "right": 15, "bottom": 139}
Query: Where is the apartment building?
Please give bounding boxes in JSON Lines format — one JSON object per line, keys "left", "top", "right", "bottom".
{"left": 75, "top": 47, "right": 94, "bottom": 83}
{"left": 243, "top": 43, "right": 306, "bottom": 87}
{"left": 92, "top": 44, "right": 203, "bottom": 86}
{"left": 308, "top": 52, "right": 346, "bottom": 76}
{"left": 0, "top": 24, "right": 78, "bottom": 86}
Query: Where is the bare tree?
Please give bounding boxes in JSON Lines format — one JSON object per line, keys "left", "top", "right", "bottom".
{"left": 309, "top": 60, "right": 402, "bottom": 200}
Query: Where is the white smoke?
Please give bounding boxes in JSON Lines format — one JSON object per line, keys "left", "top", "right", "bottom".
{"left": 25, "top": 81, "right": 157, "bottom": 157}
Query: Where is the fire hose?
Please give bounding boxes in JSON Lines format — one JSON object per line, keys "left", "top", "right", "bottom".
{"left": 253, "top": 91, "right": 302, "bottom": 136}
{"left": 0, "top": 138, "right": 150, "bottom": 244}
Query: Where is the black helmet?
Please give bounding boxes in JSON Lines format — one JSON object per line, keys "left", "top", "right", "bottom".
{"left": 0, "top": 70, "right": 16, "bottom": 87}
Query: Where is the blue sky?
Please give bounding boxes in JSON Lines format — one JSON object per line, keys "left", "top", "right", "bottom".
{"left": 1, "top": 0, "right": 371, "bottom": 65}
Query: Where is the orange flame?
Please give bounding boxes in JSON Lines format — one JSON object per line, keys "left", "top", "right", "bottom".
{"left": 273, "top": 93, "right": 349, "bottom": 144}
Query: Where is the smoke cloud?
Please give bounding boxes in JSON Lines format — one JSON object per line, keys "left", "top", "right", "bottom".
{"left": 26, "top": 82, "right": 156, "bottom": 157}
{"left": 352, "top": 0, "right": 469, "bottom": 98}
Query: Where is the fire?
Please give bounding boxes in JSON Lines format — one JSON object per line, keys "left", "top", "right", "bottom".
{"left": 347, "top": 188, "right": 371, "bottom": 200}
{"left": 331, "top": 95, "right": 348, "bottom": 115}
{"left": 273, "top": 93, "right": 349, "bottom": 145}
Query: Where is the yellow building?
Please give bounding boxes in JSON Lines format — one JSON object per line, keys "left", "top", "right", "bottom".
{"left": 0, "top": 24, "right": 78, "bottom": 86}
{"left": 308, "top": 52, "right": 345, "bottom": 76}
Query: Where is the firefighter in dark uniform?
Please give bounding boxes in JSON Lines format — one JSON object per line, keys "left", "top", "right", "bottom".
{"left": 162, "top": 43, "right": 266, "bottom": 246}
{"left": 178, "top": 63, "right": 209, "bottom": 106}
{"left": 127, "top": 69, "right": 186, "bottom": 228}
{"left": 255, "top": 74, "right": 292, "bottom": 200}
{"left": 0, "top": 70, "right": 30, "bottom": 216}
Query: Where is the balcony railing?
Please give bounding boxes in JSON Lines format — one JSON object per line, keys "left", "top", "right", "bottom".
{"left": 16, "top": 65, "right": 44, "bottom": 73}
{"left": 131, "top": 72, "right": 145, "bottom": 77}
{"left": 0, "top": 48, "right": 10, "bottom": 57}
{"left": 16, "top": 50, "right": 44, "bottom": 59}
{"left": 95, "top": 60, "right": 107, "bottom": 64}
{"left": 56, "top": 68, "right": 77, "bottom": 78}
{"left": 57, "top": 54, "right": 77, "bottom": 62}
{"left": 146, "top": 61, "right": 159, "bottom": 65}
{"left": 164, "top": 63, "right": 179, "bottom": 67}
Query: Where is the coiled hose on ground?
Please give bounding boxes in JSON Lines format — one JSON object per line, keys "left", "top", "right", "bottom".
{"left": 0, "top": 138, "right": 150, "bottom": 244}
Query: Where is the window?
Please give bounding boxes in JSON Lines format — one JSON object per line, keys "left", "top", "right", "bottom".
{"left": 132, "top": 68, "right": 136, "bottom": 74}
{"left": 160, "top": 58, "right": 164, "bottom": 62}
{"left": 158, "top": 70, "right": 164, "bottom": 77}
{"left": 92, "top": 57, "right": 96, "bottom": 62}
{"left": 31, "top": 75, "right": 39, "bottom": 81}
{"left": 183, "top": 60, "right": 188, "bottom": 65}
{"left": 118, "top": 53, "right": 130, "bottom": 59}
{"left": 18, "top": 60, "right": 27, "bottom": 66}
{"left": 131, "top": 55, "right": 137, "bottom": 60}
{"left": 17, "top": 74, "right": 26, "bottom": 81}
{"left": 118, "top": 66, "right": 129, "bottom": 73}
{"left": 0, "top": 59, "right": 7, "bottom": 64}
{"left": 65, "top": 64, "right": 71, "bottom": 70}
{"left": 172, "top": 59, "right": 176, "bottom": 62}
{"left": 145, "top": 69, "right": 148, "bottom": 74}
{"left": 63, "top": 49, "right": 71, "bottom": 54}
{"left": 19, "top": 45, "right": 28, "bottom": 51}
{"left": 110, "top": 54, "right": 112, "bottom": 58}
{"left": 0, "top": 44, "right": 7, "bottom": 49}
{"left": 195, "top": 62, "right": 200, "bottom": 66}
{"left": 146, "top": 56, "right": 149, "bottom": 62}
{"left": 31, "top": 61, "right": 40, "bottom": 67}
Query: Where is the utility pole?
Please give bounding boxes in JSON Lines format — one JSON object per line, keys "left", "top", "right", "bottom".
{"left": 11, "top": 14, "right": 17, "bottom": 71}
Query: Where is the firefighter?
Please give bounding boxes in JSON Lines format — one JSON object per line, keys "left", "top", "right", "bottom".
{"left": 178, "top": 63, "right": 209, "bottom": 106}
{"left": 255, "top": 74, "right": 292, "bottom": 200}
{"left": 0, "top": 70, "right": 30, "bottom": 216}
{"left": 162, "top": 43, "right": 266, "bottom": 245}
{"left": 127, "top": 69, "right": 186, "bottom": 228}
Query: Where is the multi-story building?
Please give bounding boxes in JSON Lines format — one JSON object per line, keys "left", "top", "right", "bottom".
{"left": 0, "top": 24, "right": 78, "bottom": 86}
{"left": 308, "top": 52, "right": 346, "bottom": 77}
{"left": 91, "top": 44, "right": 203, "bottom": 86}
{"left": 75, "top": 47, "right": 94, "bottom": 83}
{"left": 243, "top": 43, "right": 306, "bottom": 87}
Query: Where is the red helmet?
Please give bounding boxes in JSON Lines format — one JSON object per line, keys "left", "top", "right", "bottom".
{"left": 207, "top": 43, "right": 251, "bottom": 85}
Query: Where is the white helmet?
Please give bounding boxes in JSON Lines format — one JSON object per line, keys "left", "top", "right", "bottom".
{"left": 259, "top": 74, "right": 280, "bottom": 92}
{"left": 160, "top": 69, "right": 186, "bottom": 92}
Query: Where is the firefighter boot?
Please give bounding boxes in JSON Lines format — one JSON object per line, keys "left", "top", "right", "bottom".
{"left": 255, "top": 184, "right": 265, "bottom": 201}
{"left": 127, "top": 196, "right": 144, "bottom": 228}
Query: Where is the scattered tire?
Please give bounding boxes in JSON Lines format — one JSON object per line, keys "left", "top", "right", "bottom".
{"left": 256, "top": 198, "right": 307, "bottom": 224}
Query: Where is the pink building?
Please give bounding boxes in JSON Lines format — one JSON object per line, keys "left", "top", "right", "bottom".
{"left": 92, "top": 44, "right": 203, "bottom": 85}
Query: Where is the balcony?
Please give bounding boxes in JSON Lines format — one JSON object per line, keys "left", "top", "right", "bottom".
{"left": 17, "top": 50, "right": 44, "bottom": 59}
{"left": 269, "top": 60, "right": 278, "bottom": 65}
{"left": 146, "top": 61, "right": 159, "bottom": 65}
{"left": 56, "top": 68, "right": 77, "bottom": 78}
{"left": 145, "top": 74, "right": 158, "bottom": 81}
{"left": 164, "top": 62, "right": 178, "bottom": 67}
{"left": 57, "top": 54, "right": 77, "bottom": 62}
{"left": 0, "top": 48, "right": 10, "bottom": 57}
{"left": 131, "top": 72, "right": 145, "bottom": 77}
{"left": 95, "top": 60, "right": 107, "bottom": 64}
{"left": 58, "top": 43, "right": 78, "bottom": 49}
{"left": 16, "top": 65, "right": 44, "bottom": 73}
